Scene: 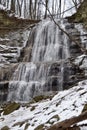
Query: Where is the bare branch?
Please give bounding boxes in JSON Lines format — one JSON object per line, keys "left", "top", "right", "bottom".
{"left": 40, "top": 1, "right": 87, "bottom": 54}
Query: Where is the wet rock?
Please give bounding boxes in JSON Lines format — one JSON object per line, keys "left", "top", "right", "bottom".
{"left": 63, "top": 62, "right": 85, "bottom": 89}
{"left": 65, "top": 23, "right": 74, "bottom": 29}
{"left": 48, "top": 63, "right": 60, "bottom": 76}
{"left": 0, "top": 64, "right": 18, "bottom": 81}
{"left": 82, "top": 104, "right": 87, "bottom": 113}
{"left": 19, "top": 46, "right": 32, "bottom": 62}
{"left": 0, "top": 81, "right": 8, "bottom": 91}
{"left": 34, "top": 124, "right": 44, "bottom": 130}
{"left": 46, "top": 76, "right": 60, "bottom": 91}
{"left": 0, "top": 81, "right": 9, "bottom": 102}
{"left": 0, "top": 64, "right": 18, "bottom": 102}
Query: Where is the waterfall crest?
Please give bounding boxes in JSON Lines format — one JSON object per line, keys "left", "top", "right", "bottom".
{"left": 31, "top": 20, "right": 70, "bottom": 62}
{"left": 7, "top": 19, "right": 70, "bottom": 102}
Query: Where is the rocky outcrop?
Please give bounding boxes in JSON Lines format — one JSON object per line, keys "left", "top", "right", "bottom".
{"left": 44, "top": 60, "right": 85, "bottom": 91}
{"left": 0, "top": 64, "right": 18, "bottom": 81}
{"left": 19, "top": 46, "right": 32, "bottom": 62}
{"left": 47, "top": 111, "right": 87, "bottom": 130}
{"left": 2, "top": 102, "right": 20, "bottom": 115}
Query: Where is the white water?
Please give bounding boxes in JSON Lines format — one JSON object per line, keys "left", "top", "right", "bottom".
{"left": 7, "top": 19, "right": 70, "bottom": 102}
{"left": 31, "top": 20, "right": 69, "bottom": 62}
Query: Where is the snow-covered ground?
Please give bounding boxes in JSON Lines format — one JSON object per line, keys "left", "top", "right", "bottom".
{"left": 0, "top": 80, "right": 87, "bottom": 130}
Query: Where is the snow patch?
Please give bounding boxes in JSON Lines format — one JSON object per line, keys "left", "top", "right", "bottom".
{"left": 0, "top": 80, "right": 87, "bottom": 130}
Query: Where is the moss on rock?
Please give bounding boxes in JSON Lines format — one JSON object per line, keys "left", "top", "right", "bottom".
{"left": 0, "top": 10, "right": 14, "bottom": 27}
{"left": 1, "top": 126, "right": 10, "bottom": 130}
{"left": 33, "top": 95, "right": 46, "bottom": 102}
{"left": 0, "top": 9, "right": 40, "bottom": 30}
{"left": 30, "top": 106, "right": 36, "bottom": 111}
{"left": 33, "top": 95, "right": 52, "bottom": 102}
{"left": 34, "top": 124, "right": 44, "bottom": 130}
{"left": 24, "top": 123, "right": 30, "bottom": 130}
{"left": 13, "top": 121, "right": 25, "bottom": 127}
{"left": 82, "top": 104, "right": 87, "bottom": 113}
{"left": 3, "top": 102, "right": 20, "bottom": 115}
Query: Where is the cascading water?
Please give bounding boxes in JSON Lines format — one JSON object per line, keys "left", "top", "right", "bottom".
{"left": 7, "top": 19, "right": 70, "bottom": 102}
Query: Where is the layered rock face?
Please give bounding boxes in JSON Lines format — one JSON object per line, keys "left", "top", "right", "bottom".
{"left": 0, "top": 21, "right": 30, "bottom": 102}
{"left": 5, "top": 19, "right": 86, "bottom": 102}
{"left": 0, "top": 10, "right": 87, "bottom": 102}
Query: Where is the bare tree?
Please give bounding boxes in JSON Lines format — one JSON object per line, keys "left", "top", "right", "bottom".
{"left": 59, "top": 0, "right": 61, "bottom": 18}
{"left": 33, "top": 0, "right": 38, "bottom": 19}
{"left": 0, "top": 0, "right": 83, "bottom": 20}
{"left": 44, "top": 0, "right": 49, "bottom": 18}
{"left": 16, "top": 0, "right": 23, "bottom": 17}
{"left": 10, "top": 0, "right": 15, "bottom": 12}
{"left": 29, "top": 0, "right": 33, "bottom": 19}
{"left": 72, "top": 0, "right": 83, "bottom": 11}
{"left": 41, "top": 1, "right": 87, "bottom": 54}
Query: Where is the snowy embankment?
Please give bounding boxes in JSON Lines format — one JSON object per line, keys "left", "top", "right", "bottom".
{"left": 0, "top": 80, "right": 87, "bottom": 130}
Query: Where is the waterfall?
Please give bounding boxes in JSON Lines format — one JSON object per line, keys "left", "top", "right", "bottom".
{"left": 7, "top": 19, "right": 70, "bottom": 102}
{"left": 31, "top": 20, "right": 69, "bottom": 62}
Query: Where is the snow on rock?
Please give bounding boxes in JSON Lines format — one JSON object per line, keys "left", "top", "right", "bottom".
{"left": 0, "top": 80, "right": 87, "bottom": 130}
{"left": 78, "top": 120, "right": 87, "bottom": 130}
{"left": 78, "top": 120, "right": 87, "bottom": 126}
{"left": 80, "top": 126, "right": 87, "bottom": 130}
{"left": 74, "top": 54, "right": 87, "bottom": 76}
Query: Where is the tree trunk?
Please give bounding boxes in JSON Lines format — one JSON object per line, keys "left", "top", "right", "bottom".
{"left": 29, "top": 0, "right": 32, "bottom": 19}
{"left": 44, "top": 0, "right": 49, "bottom": 18}
{"left": 11, "top": 0, "right": 15, "bottom": 12}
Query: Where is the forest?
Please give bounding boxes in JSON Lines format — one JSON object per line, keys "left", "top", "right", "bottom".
{"left": 0, "top": 0, "right": 84, "bottom": 19}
